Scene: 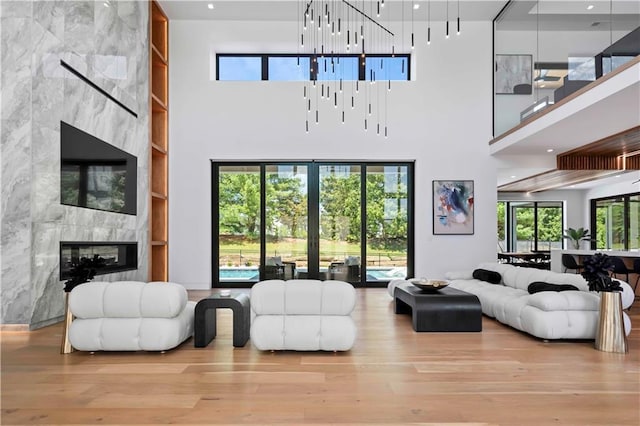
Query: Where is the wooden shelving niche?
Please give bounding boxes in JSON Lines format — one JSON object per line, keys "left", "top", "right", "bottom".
{"left": 150, "top": 0, "right": 169, "bottom": 281}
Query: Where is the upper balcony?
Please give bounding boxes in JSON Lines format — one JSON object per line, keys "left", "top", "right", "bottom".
{"left": 491, "top": 1, "right": 640, "bottom": 192}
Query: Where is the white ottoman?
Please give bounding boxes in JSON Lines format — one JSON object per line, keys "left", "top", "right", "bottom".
{"left": 69, "top": 281, "right": 195, "bottom": 351}
{"left": 250, "top": 279, "right": 357, "bottom": 351}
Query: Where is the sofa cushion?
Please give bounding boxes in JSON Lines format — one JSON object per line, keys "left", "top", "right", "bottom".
{"left": 69, "top": 301, "right": 196, "bottom": 351}
{"left": 251, "top": 315, "right": 356, "bottom": 351}
{"left": 527, "top": 282, "right": 579, "bottom": 294}
{"left": 526, "top": 291, "right": 599, "bottom": 312}
{"left": 70, "top": 281, "right": 188, "bottom": 319}
{"left": 472, "top": 269, "right": 502, "bottom": 284}
{"left": 251, "top": 279, "right": 356, "bottom": 316}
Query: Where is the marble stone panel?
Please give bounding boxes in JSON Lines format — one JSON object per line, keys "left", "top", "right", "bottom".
{"left": 94, "top": 0, "right": 120, "bottom": 57}
{"left": 0, "top": 1, "right": 32, "bottom": 18}
{"left": 117, "top": 1, "right": 141, "bottom": 32}
{"left": 32, "top": 170, "right": 64, "bottom": 223}
{"left": 61, "top": 68, "right": 99, "bottom": 132}
{"left": 1, "top": 18, "right": 32, "bottom": 122}
{"left": 63, "top": 1, "right": 95, "bottom": 55}
{"left": 33, "top": 0, "right": 65, "bottom": 41}
{"left": 1, "top": 119, "right": 32, "bottom": 324}
{"left": 5, "top": 0, "right": 151, "bottom": 329}
{"left": 32, "top": 125, "right": 60, "bottom": 172}
{"left": 32, "top": 21, "right": 64, "bottom": 128}
{"left": 31, "top": 222, "right": 64, "bottom": 326}
{"left": 1, "top": 119, "right": 31, "bottom": 222}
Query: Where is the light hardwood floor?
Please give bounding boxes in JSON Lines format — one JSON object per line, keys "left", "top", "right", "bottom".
{"left": 2, "top": 288, "right": 639, "bottom": 425}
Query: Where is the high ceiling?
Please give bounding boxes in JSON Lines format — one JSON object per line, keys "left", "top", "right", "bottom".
{"left": 158, "top": 1, "right": 507, "bottom": 22}
{"left": 158, "top": 0, "right": 640, "bottom": 191}
{"left": 159, "top": 0, "right": 640, "bottom": 23}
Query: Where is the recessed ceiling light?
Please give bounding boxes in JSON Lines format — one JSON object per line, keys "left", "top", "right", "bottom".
{"left": 510, "top": 175, "right": 516, "bottom": 179}
{"left": 570, "top": 185, "right": 576, "bottom": 188}
{"left": 103, "top": 1, "right": 110, "bottom": 7}
{"left": 615, "top": 175, "right": 621, "bottom": 178}
{"left": 587, "top": 5, "right": 594, "bottom": 10}
{"left": 207, "top": 3, "right": 214, "bottom": 10}
{"left": 413, "top": 4, "right": 420, "bottom": 10}
{"left": 540, "top": 84, "right": 546, "bottom": 88}
{"left": 547, "top": 148, "right": 554, "bottom": 153}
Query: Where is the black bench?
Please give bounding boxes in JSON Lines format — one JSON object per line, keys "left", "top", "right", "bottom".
{"left": 194, "top": 293, "right": 250, "bottom": 347}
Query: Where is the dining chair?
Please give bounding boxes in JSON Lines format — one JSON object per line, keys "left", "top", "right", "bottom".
{"left": 632, "top": 258, "right": 640, "bottom": 293}
{"left": 561, "top": 253, "right": 583, "bottom": 274}
{"left": 610, "top": 256, "right": 633, "bottom": 284}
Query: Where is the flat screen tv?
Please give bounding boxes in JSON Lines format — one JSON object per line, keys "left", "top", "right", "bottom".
{"left": 61, "top": 121, "right": 137, "bottom": 215}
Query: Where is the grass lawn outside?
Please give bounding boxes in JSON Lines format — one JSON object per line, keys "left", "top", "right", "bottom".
{"left": 219, "top": 237, "right": 407, "bottom": 268}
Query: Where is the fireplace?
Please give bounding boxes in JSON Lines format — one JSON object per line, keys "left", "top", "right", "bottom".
{"left": 60, "top": 242, "right": 138, "bottom": 280}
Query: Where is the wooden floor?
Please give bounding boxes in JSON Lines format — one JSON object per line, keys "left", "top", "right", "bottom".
{"left": 2, "top": 288, "right": 639, "bottom": 425}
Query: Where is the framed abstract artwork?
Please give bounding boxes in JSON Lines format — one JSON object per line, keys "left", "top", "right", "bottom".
{"left": 433, "top": 180, "right": 474, "bottom": 235}
{"left": 495, "top": 54, "right": 532, "bottom": 94}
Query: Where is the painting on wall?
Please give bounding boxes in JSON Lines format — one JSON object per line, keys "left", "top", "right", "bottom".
{"left": 433, "top": 180, "right": 474, "bottom": 235}
{"left": 495, "top": 54, "right": 532, "bottom": 94}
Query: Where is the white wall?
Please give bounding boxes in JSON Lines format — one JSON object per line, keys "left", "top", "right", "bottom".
{"left": 169, "top": 20, "right": 496, "bottom": 289}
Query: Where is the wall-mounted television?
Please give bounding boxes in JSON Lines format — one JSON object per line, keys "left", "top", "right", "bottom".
{"left": 61, "top": 121, "right": 137, "bottom": 215}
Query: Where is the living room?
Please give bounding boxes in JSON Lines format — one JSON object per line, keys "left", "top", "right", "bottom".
{"left": 1, "top": 0, "right": 639, "bottom": 424}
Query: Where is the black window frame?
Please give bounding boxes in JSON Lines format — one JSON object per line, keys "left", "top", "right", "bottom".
{"left": 216, "top": 53, "right": 411, "bottom": 81}
{"left": 502, "top": 200, "right": 564, "bottom": 252}
{"left": 211, "top": 160, "right": 415, "bottom": 289}
{"left": 590, "top": 191, "right": 640, "bottom": 250}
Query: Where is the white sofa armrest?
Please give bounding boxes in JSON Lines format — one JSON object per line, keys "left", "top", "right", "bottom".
{"left": 617, "top": 281, "right": 635, "bottom": 309}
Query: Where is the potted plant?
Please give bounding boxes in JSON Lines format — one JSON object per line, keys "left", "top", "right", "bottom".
{"left": 563, "top": 227, "right": 591, "bottom": 249}
{"left": 63, "top": 254, "right": 106, "bottom": 292}
{"left": 61, "top": 255, "right": 105, "bottom": 354}
{"left": 581, "top": 253, "right": 627, "bottom": 353}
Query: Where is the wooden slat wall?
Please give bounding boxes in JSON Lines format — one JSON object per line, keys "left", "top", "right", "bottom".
{"left": 556, "top": 155, "right": 621, "bottom": 170}
{"left": 626, "top": 155, "right": 640, "bottom": 169}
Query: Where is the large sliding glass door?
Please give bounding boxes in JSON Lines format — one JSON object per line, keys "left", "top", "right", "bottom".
{"left": 265, "top": 165, "right": 309, "bottom": 280}
{"left": 318, "top": 165, "right": 362, "bottom": 284}
{"left": 213, "top": 161, "right": 414, "bottom": 287}
{"left": 365, "top": 165, "right": 409, "bottom": 282}
{"left": 216, "top": 165, "right": 262, "bottom": 282}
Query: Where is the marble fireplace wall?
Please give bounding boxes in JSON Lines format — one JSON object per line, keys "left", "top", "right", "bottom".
{"left": 1, "top": 1, "right": 150, "bottom": 329}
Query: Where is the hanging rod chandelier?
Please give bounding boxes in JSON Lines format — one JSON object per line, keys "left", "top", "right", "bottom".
{"left": 298, "top": 0, "right": 461, "bottom": 137}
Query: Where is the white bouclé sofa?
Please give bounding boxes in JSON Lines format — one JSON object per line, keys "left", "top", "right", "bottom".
{"left": 69, "top": 281, "right": 196, "bottom": 351}
{"left": 250, "top": 279, "right": 357, "bottom": 351}
{"left": 441, "top": 262, "right": 633, "bottom": 340}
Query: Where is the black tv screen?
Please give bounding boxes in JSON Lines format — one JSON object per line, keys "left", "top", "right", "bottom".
{"left": 61, "top": 121, "right": 137, "bottom": 215}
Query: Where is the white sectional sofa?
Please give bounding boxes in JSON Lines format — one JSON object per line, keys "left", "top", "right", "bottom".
{"left": 442, "top": 262, "right": 633, "bottom": 340}
{"left": 69, "top": 281, "right": 196, "bottom": 351}
{"left": 250, "top": 279, "right": 357, "bottom": 351}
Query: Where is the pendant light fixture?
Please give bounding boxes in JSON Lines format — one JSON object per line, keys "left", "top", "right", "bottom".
{"left": 427, "top": 0, "right": 431, "bottom": 44}
{"left": 300, "top": 0, "right": 394, "bottom": 137}
{"left": 446, "top": 0, "right": 450, "bottom": 38}
{"left": 298, "top": 1, "right": 463, "bottom": 136}
{"left": 457, "top": 0, "right": 461, "bottom": 35}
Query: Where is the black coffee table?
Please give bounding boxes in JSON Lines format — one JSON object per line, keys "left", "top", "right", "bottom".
{"left": 394, "top": 284, "right": 482, "bottom": 332}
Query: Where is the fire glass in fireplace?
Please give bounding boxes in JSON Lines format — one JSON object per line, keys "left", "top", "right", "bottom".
{"left": 60, "top": 242, "right": 138, "bottom": 280}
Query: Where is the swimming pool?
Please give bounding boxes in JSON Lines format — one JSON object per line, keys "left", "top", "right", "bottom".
{"left": 219, "top": 267, "right": 406, "bottom": 281}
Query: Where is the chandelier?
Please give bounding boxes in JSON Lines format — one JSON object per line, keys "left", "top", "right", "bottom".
{"left": 298, "top": 1, "right": 461, "bottom": 137}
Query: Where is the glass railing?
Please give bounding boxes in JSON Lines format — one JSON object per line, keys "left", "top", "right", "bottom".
{"left": 493, "top": 0, "right": 640, "bottom": 137}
